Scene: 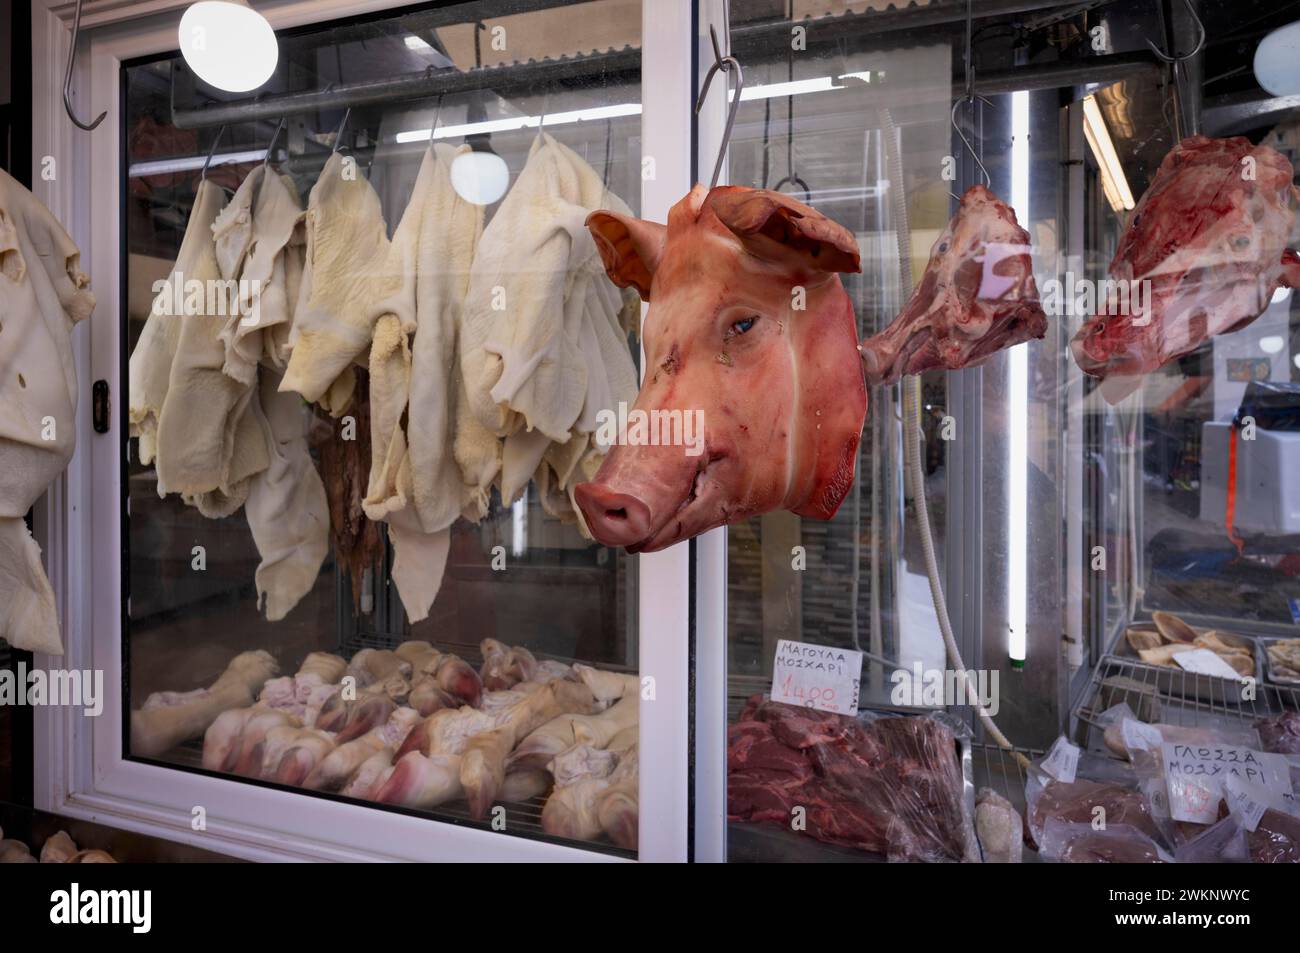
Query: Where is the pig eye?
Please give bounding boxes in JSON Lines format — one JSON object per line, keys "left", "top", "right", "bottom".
{"left": 726, "top": 316, "right": 757, "bottom": 339}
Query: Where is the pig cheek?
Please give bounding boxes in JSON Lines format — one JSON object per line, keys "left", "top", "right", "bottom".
{"left": 726, "top": 350, "right": 795, "bottom": 498}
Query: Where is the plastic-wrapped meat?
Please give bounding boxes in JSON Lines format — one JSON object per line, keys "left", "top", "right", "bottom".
{"left": 859, "top": 184, "right": 1047, "bottom": 387}
{"left": 976, "top": 788, "right": 1023, "bottom": 863}
{"left": 1071, "top": 135, "right": 1300, "bottom": 402}
{"left": 1041, "top": 820, "right": 1168, "bottom": 863}
{"left": 726, "top": 696, "right": 976, "bottom": 862}
{"left": 727, "top": 720, "right": 815, "bottom": 824}
{"left": 1255, "top": 711, "right": 1300, "bottom": 755}
{"left": 1250, "top": 809, "right": 1300, "bottom": 863}
{"left": 1029, "top": 779, "right": 1161, "bottom": 847}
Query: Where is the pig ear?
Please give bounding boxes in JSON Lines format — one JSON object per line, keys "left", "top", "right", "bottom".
{"left": 708, "top": 188, "right": 861, "bottom": 276}
{"left": 586, "top": 211, "right": 666, "bottom": 301}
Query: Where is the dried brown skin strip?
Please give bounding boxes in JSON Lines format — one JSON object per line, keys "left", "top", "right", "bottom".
{"left": 310, "top": 368, "right": 384, "bottom": 613}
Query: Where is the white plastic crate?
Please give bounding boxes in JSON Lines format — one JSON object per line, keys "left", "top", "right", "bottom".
{"left": 1200, "top": 422, "right": 1300, "bottom": 534}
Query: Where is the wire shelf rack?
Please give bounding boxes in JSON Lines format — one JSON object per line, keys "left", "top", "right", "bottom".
{"left": 1073, "top": 653, "right": 1299, "bottom": 750}
{"left": 969, "top": 741, "right": 1045, "bottom": 862}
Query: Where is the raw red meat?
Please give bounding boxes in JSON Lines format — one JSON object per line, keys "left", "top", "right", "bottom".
{"left": 1029, "top": 779, "right": 1161, "bottom": 847}
{"left": 1255, "top": 711, "right": 1300, "bottom": 755}
{"left": 859, "top": 185, "right": 1048, "bottom": 387}
{"left": 1071, "top": 135, "right": 1300, "bottom": 402}
{"left": 1052, "top": 826, "right": 1167, "bottom": 863}
{"left": 726, "top": 696, "right": 973, "bottom": 862}
{"left": 1250, "top": 808, "right": 1300, "bottom": 864}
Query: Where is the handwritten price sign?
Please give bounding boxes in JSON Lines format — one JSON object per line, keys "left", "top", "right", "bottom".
{"left": 770, "top": 639, "right": 862, "bottom": 716}
{"left": 1161, "top": 742, "right": 1293, "bottom": 824}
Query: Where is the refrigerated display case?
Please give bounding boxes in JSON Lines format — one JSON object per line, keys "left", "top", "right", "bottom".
{"left": 706, "top": 0, "right": 1300, "bottom": 864}
{"left": 15, "top": 0, "right": 1300, "bottom": 864}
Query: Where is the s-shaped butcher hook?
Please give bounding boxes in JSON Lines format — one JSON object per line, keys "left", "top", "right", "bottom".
{"left": 950, "top": 0, "right": 991, "bottom": 191}
{"left": 1147, "top": 0, "right": 1206, "bottom": 64}
{"left": 63, "top": 0, "right": 107, "bottom": 131}
{"left": 1148, "top": 0, "right": 1206, "bottom": 138}
{"left": 695, "top": 24, "right": 745, "bottom": 190}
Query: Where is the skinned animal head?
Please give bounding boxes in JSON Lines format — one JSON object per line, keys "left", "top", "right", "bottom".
{"left": 575, "top": 185, "right": 866, "bottom": 552}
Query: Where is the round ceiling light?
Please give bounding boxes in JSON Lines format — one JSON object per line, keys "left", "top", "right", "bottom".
{"left": 179, "top": 1, "right": 278, "bottom": 93}
{"left": 1254, "top": 20, "right": 1300, "bottom": 96}
{"left": 450, "top": 150, "right": 510, "bottom": 206}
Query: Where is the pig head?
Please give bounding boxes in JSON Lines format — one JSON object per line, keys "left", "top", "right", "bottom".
{"left": 574, "top": 185, "right": 866, "bottom": 553}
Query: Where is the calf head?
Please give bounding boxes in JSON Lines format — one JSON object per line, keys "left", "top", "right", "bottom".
{"left": 575, "top": 185, "right": 866, "bottom": 552}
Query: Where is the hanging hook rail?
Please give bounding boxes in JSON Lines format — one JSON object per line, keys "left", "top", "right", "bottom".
{"left": 200, "top": 125, "right": 227, "bottom": 181}
{"left": 63, "top": 0, "right": 107, "bottom": 131}
{"left": 695, "top": 24, "right": 745, "bottom": 191}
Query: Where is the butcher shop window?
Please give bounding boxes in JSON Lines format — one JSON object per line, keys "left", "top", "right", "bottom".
{"left": 121, "top": 0, "right": 644, "bottom": 858}
{"left": 719, "top": 0, "right": 1300, "bottom": 864}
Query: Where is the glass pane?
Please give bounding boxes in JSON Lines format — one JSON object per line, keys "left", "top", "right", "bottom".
{"left": 124, "top": 0, "right": 642, "bottom": 858}
{"left": 720, "top": 0, "right": 1300, "bottom": 864}
{"left": 720, "top": 3, "right": 960, "bottom": 862}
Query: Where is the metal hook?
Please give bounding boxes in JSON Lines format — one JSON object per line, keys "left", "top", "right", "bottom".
{"left": 962, "top": 0, "right": 976, "bottom": 104}
{"left": 1147, "top": 0, "right": 1206, "bottom": 63}
{"left": 694, "top": 25, "right": 745, "bottom": 190}
{"left": 63, "top": 0, "right": 106, "bottom": 131}
{"left": 427, "top": 94, "right": 445, "bottom": 145}
{"left": 951, "top": 98, "right": 992, "bottom": 188}
{"left": 773, "top": 0, "right": 810, "bottom": 200}
{"left": 263, "top": 118, "right": 287, "bottom": 169}
{"left": 950, "top": 0, "right": 990, "bottom": 189}
{"left": 535, "top": 89, "right": 551, "bottom": 137}
{"left": 771, "top": 174, "right": 812, "bottom": 203}
{"left": 602, "top": 118, "right": 613, "bottom": 188}
{"left": 200, "top": 125, "right": 227, "bottom": 181}
{"left": 474, "top": 21, "right": 487, "bottom": 70}
{"left": 332, "top": 107, "right": 352, "bottom": 154}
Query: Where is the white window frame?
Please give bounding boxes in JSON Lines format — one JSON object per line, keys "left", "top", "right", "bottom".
{"left": 29, "top": 0, "right": 693, "bottom": 863}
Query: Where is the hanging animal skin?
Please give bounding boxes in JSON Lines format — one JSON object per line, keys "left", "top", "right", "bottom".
{"left": 574, "top": 185, "right": 866, "bottom": 552}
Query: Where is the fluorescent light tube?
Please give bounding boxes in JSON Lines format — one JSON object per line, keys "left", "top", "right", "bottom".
{"left": 396, "top": 102, "right": 642, "bottom": 143}
{"left": 512, "top": 489, "right": 528, "bottom": 558}
{"left": 395, "top": 68, "right": 885, "bottom": 145}
{"left": 128, "top": 149, "right": 267, "bottom": 177}
{"left": 1008, "top": 90, "right": 1031, "bottom": 667}
{"left": 1082, "top": 94, "right": 1135, "bottom": 212}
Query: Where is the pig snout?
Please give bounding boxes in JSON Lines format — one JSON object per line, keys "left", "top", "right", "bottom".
{"left": 574, "top": 483, "right": 653, "bottom": 548}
